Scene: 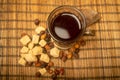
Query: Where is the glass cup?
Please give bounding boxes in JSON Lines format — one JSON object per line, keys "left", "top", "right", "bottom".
{"left": 47, "top": 6, "right": 97, "bottom": 49}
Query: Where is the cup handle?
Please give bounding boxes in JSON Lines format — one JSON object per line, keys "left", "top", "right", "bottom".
{"left": 80, "top": 9, "right": 100, "bottom": 36}
{"left": 83, "top": 29, "right": 95, "bottom": 36}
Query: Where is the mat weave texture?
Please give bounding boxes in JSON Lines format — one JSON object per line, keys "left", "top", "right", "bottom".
{"left": 0, "top": 0, "right": 120, "bottom": 80}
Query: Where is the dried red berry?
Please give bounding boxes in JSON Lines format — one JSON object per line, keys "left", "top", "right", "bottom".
{"left": 51, "top": 74, "right": 57, "bottom": 80}
{"left": 34, "top": 19, "right": 40, "bottom": 25}
{"left": 59, "top": 68, "right": 65, "bottom": 75}
{"left": 75, "top": 48, "right": 80, "bottom": 54}
{"left": 48, "top": 61, "right": 54, "bottom": 67}
{"left": 48, "top": 42, "right": 54, "bottom": 48}
{"left": 46, "top": 66, "right": 50, "bottom": 70}
{"left": 73, "top": 53, "right": 79, "bottom": 59}
{"left": 45, "top": 33, "right": 51, "bottom": 42}
{"left": 62, "top": 56, "right": 67, "bottom": 62}
{"left": 48, "top": 69, "right": 54, "bottom": 74}
{"left": 80, "top": 39, "right": 86, "bottom": 46}
{"left": 35, "top": 72, "right": 41, "bottom": 77}
{"left": 59, "top": 51, "right": 64, "bottom": 59}
{"left": 39, "top": 31, "right": 45, "bottom": 36}
{"left": 45, "top": 44, "right": 51, "bottom": 50}
{"left": 67, "top": 52, "right": 73, "bottom": 59}
{"left": 40, "top": 61, "right": 48, "bottom": 68}
{"left": 74, "top": 43, "right": 80, "bottom": 49}
{"left": 35, "top": 62, "right": 41, "bottom": 67}
{"left": 54, "top": 69, "right": 60, "bottom": 75}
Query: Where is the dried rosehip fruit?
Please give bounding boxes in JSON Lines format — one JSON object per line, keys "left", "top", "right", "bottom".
{"left": 54, "top": 69, "right": 60, "bottom": 75}
{"left": 80, "top": 39, "right": 86, "bottom": 46}
{"left": 35, "top": 62, "right": 41, "bottom": 67}
{"left": 74, "top": 48, "right": 80, "bottom": 54}
{"left": 62, "top": 56, "right": 67, "bottom": 62}
{"left": 34, "top": 19, "right": 40, "bottom": 25}
{"left": 48, "top": 69, "right": 54, "bottom": 74}
{"left": 73, "top": 53, "right": 79, "bottom": 59}
{"left": 40, "top": 31, "right": 45, "bottom": 36}
{"left": 59, "top": 51, "right": 64, "bottom": 59}
{"left": 46, "top": 66, "right": 50, "bottom": 71}
{"left": 51, "top": 74, "right": 57, "bottom": 80}
{"left": 67, "top": 52, "right": 73, "bottom": 59}
{"left": 48, "top": 61, "right": 54, "bottom": 67}
{"left": 69, "top": 47, "right": 75, "bottom": 53}
{"left": 35, "top": 72, "right": 41, "bottom": 77}
{"left": 40, "top": 61, "right": 48, "bottom": 68}
{"left": 41, "top": 33, "right": 46, "bottom": 40}
{"left": 74, "top": 43, "right": 80, "bottom": 49}
{"left": 45, "top": 33, "right": 51, "bottom": 42}
{"left": 59, "top": 68, "right": 64, "bottom": 75}
{"left": 48, "top": 42, "right": 54, "bottom": 48}
{"left": 45, "top": 44, "right": 51, "bottom": 50}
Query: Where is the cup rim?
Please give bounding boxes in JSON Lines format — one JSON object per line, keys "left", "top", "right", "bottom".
{"left": 47, "top": 5, "right": 86, "bottom": 43}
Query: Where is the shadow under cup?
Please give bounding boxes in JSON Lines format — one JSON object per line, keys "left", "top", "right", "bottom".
{"left": 47, "top": 6, "right": 86, "bottom": 49}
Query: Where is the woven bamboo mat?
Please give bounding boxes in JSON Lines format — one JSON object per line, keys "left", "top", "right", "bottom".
{"left": 0, "top": 0, "right": 120, "bottom": 80}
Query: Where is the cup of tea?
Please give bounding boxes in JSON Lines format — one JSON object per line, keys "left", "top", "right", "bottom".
{"left": 47, "top": 6, "right": 99, "bottom": 49}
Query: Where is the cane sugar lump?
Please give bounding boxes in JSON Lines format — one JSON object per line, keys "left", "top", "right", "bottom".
{"left": 38, "top": 68, "right": 47, "bottom": 75}
{"left": 39, "top": 40, "right": 47, "bottom": 47}
{"left": 18, "top": 58, "right": 27, "bottom": 66}
{"left": 28, "top": 42, "right": 34, "bottom": 49}
{"left": 20, "top": 46, "right": 29, "bottom": 53}
{"left": 35, "top": 26, "right": 45, "bottom": 34}
{"left": 20, "top": 35, "right": 31, "bottom": 45}
{"left": 32, "top": 46, "right": 43, "bottom": 55}
{"left": 40, "top": 54, "right": 50, "bottom": 63}
{"left": 50, "top": 47, "right": 60, "bottom": 57}
{"left": 24, "top": 53, "right": 37, "bottom": 62}
{"left": 32, "top": 34, "right": 40, "bottom": 44}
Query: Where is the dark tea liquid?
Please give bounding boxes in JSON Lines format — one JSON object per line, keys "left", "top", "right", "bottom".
{"left": 51, "top": 12, "right": 82, "bottom": 41}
